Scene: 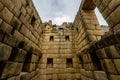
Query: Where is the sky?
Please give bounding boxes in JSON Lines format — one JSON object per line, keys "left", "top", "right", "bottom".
{"left": 33, "top": 0, "right": 108, "bottom": 25}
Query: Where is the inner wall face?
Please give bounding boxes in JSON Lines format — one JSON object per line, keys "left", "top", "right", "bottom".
{"left": 39, "top": 25, "right": 81, "bottom": 80}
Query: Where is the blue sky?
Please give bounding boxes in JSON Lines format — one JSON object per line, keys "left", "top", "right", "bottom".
{"left": 33, "top": 0, "right": 108, "bottom": 25}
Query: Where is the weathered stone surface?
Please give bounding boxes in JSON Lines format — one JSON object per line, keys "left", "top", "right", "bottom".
{"left": 114, "top": 59, "right": 120, "bottom": 74}
{"left": 11, "top": 16, "right": 21, "bottom": 30}
{"left": 0, "top": 42, "right": 12, "bottom": 61}
{"left": 0, "top": 7, "right": 13, "bottom": 24}
{"left": 0, "top": 61, "right": 18, "bottom": 79}
{"left": 104, "top": 59, "right": 117, "bottom": 74}
{"left": 94, "top": 71, "right": 108, "bottom": 80}
{"left": 0, "top": 0, "right": 14, "bottom": 11}
{"left": 2, "top": 33, "right": 18, "bottom": 47}
{"left": 110, "top": 74, "right": 120, "bottom": 80}
{"left": 0, "top": 2, "right": 4, "bottom": 11}
{"left": 11, "top": 0, "right": 22, "bottom": 10}
{"left": 0, "top": 21, "right": 13, "bottom": 34}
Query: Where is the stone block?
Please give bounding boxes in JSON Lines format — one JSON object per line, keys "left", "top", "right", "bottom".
{"left": 104, "top": 46, "right": 120, "bottom": 59}
{"left": 94, "top": 71, "right": 108, "bottom": 80}
{"left": 20, "top": 15, "right": 29, "bottom": 27}
{"left": 12, "top": 7, "right": 21, "bottom": 17}
{"left": 0, "top": 21, "right": 13, "bottom": 34}
{"left": 86, "top": 71, "right": 94, "bottom": 79}
{"left": 0, "top": 42, "right": 12, "bottom": 61}
{"left": 14, "top": 63, "right": 23, "bottom": 75}
{"left": 2, "top": 33, "right": 19, "bottom": 47}
{"left": 9, "top": 47, "right": 27, "bottom": 62}
{"left": 75, "top": 73, "right": 81, "bottom": 79}
{"left": 26, "top": 6, "right": 32, "bottom": 14}
{"left": 0, "top": 7, "right": 13, "bottom": 24}
{"left": 108, "top": 0, "right": 120, "bottom": 11}
{"left": 0, "top": 0, "right": 14, "bottom": 11}
{"left": 0, "top": 2, "right": 4, "bottom": 11}
{"left": 80, "top": 69, "right": 86, "bottom": 75}
{"left": 81, "top": 75, "right": 89, "bottom": 80}
{"left": 20, "top": 72, "right": 31, "bottom": 80}
{"left": 10, "top": 16, "right": 21, "bottom": 30}
{"left": 110, "top": 74, "right": 120, "bottom": 80}
{"left": 88, "top": 35, "right": 97, "bottom": 41}
{"left": 22, "top": 63, "right": 36, "bottom": 72}
{"left": 54, "top": 58, "right": 66, "bottom": 64}
{"left": 21, "top": 7, "right": 26, "bottom": 16}
{"left": 93, "top": 30, "right": 103, "bottom": 36}
{"left": 13, "top": 30, "right": 24, "bottom": 41}
{"left": 11, "top": 0, "right": 22, "bottom": 10}
{"left": 0, "top": 61, "right": 18, "bottom": 79}
{"left": 73, "top": 63, "right": 80, "bottom": 68}
{"left": 53, "top": 64, "right": 66, "bottom": 68}
{"left": 20, "top": 25, "right": 30, "bottom": 38}
{"left": 31, "top": 54, "right": 40, "bottom": 63}
{"left": 106, "top": 6, "right": 120, "bottom": 27}
{"left": 58, "top": 74, "right": 66, "bottom": 79}
{"left": 96, "top": 49, "right": 108, "bottom": 59}
{"left": 39, "top": 69, "right": 47, "bottom": 74}
{"left": 38, "top": 64, "right": 46, "bottom": 69}
{"left": 114, "top": 59, "right": 120, "bottom": 74}
{"left": 104, "top": 59, "right": 117, "bottom": 74}
{"left": 20, "top": 0, "right": 27, "bottom": 6}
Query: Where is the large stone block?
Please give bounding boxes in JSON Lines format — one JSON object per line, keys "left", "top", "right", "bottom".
{"left": 13, "top": 30, "right": 24, "bottom": 41}
{"left": 14, "top": 63, "right": 23, "bottom": 75}
{"left": 10, "top": 16, "right": 21, "bottom": 30}
{"left": 104, "top": 46, "right": 120, "bottom": 59}
{"left": 2, "top": 33, "right": 19, "bottom": 47}
{"left": 53, "top": 64, "right": 66, "bottom": 68}
{"left": 0, "top": 7, "right": 13, "bottom": 24}
{"left": 21, "top": 7, "right": 26, "bottom": 16}
{"left": 22, "top": 63, "right": 36, "bottom": 72}
{"left": 114, "top": 59, "right": 120, "bottom": 74}
{"left": 96, "top": 49, "right": 108, "bottom": 59}
{"left": 110, "top": 74, "right": 120, "bottom": 80}
{"left": 38, "top": 64, "right": 46, "bottom": 69}
{"left": 0, "top": 0, "right": 14, "bottom": 11}
{"left": 11, "top": 0, "right": 22, "bottom": 10}
{"left": 108, "top": 0, "right": 120, "bottom": 11}
{"left": 104, "top": 59, "right": 117, "bottom": 74}
{"left": 0, "top": 21, "right": 13, "bottom": 34}
{"left": 0, "top": 61, "right": 18, "bottom": 79}
{"left": 12, "top": 7, "right": 21, "bottom": 17}
{"left": 0, "top": 2, "right": 4, "bottom": 11}
{"left": 9, "top": 47, "right": 27, "bottom": 62}
{"left": 54, "top": 58, "right": 66, "bottom": 64}
{"left": 106, "top": 6, "right": 120, "bottom": 27}
{"left": 0, "top": 42, "right": 12, "bottom": 61}
{"left": 20, "top": 25, "right": 30, "bottom": 38}
{"left": 94, "top": 71, "right": 108, "bottom": 80}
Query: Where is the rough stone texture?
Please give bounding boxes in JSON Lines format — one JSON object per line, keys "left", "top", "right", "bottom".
{"left": 0, "top": 0, "right": 120, "bottom": 80}
{"left": 0, "top": 0, "right": 42, "bottom": 79}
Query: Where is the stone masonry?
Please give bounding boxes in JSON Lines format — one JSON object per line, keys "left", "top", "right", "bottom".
{"left": 0, "top": 0, "right": 120, "bottom": 80}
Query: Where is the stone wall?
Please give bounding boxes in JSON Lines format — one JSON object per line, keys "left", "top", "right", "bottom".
{"left": 75, "top": 0, "right": 120, "bottom": 80}
{"left": 38, "top": 23, "right": 81, "bottom": 80}
{"left": 0, "top": 0, "right": 120, "bottom": 80}
{"left": 0, "top": 0, "right": 42, "bottom": 80}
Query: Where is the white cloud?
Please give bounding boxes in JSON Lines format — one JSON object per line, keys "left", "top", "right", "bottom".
{"left": 33, "top": 0, "right": 107, "bottom": 25}
{"left": 32, "top": 0, "right": 81, "bottom": 25}
{"left": 53, "top": 13, "right": 72, "bottom": 25}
